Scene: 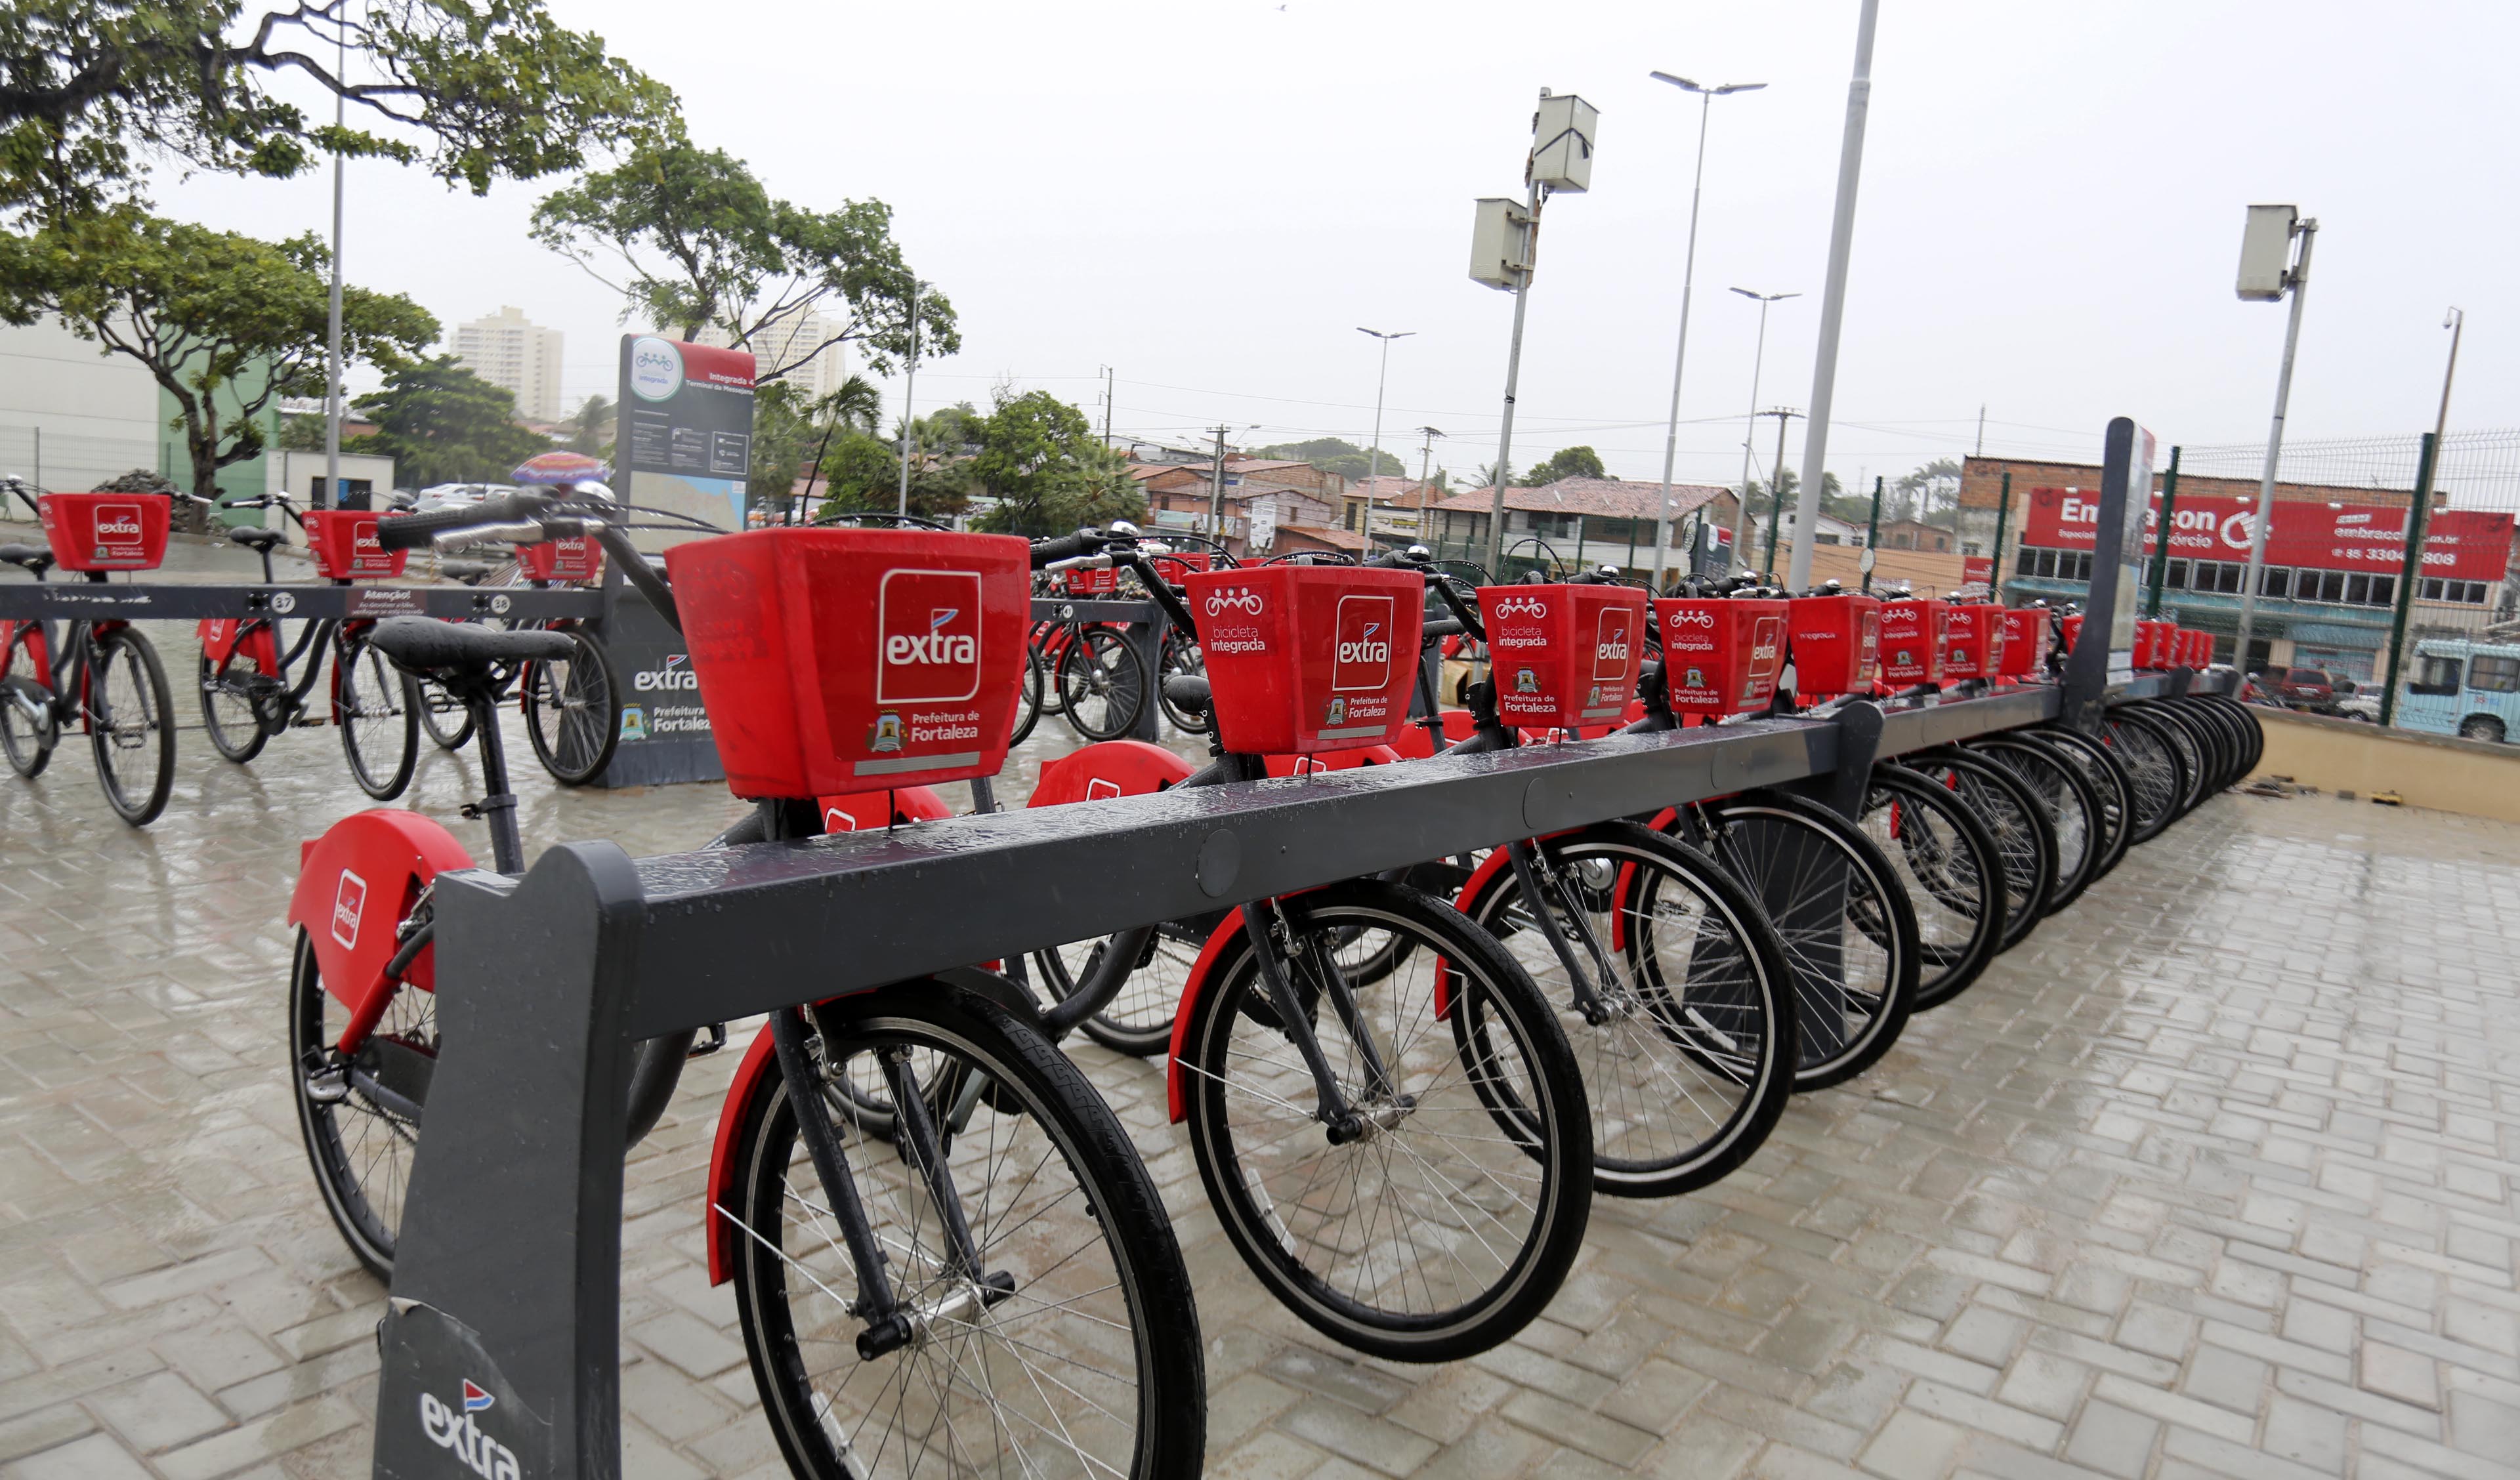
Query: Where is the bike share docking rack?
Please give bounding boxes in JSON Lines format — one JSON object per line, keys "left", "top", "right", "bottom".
{"left": 1032, "top": 594, "right": 1171, "bottom": 744}
{"left": 366, "top": 648, "right": 2223, "bottom": 1478}
{"left": 0, "top": 578, "right": 604, "bottom": 625}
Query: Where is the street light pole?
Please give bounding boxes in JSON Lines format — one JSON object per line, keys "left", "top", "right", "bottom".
{"left": 1727, "top": 289, "right": 1797, "bottom": 571}
{"left": 1786, "top": 0, "right": 1882, "bottom": 594}
{"left": 322, "top": 28, "right": 346, "bottom": 513}
{"left": 1485, "top": 180, "right": 1542, "bottom": 575}
{"left": 2233, "top": 218, "right": 2317, "bottom": 672}
{"left": 1357, "top": 327, "right": 1414, "bottom": 546}
{"left": 1646, "top": 73, "right": 1765, "bottom": 590}
{"left": 895, "top": 281, "right": 921, "bottom": 518}
{"left": 1416, "top": 425, "right": 1444, "bottom": 550}
{"left": 1759, "top": 407, "right": 1803, "bottom": 575}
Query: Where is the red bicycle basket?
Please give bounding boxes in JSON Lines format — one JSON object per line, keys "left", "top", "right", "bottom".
{"left": 516, "top": 533, "right": 603, "bottom": 585}
{"left": 1940, "top": 602, "right": 2008, "bottom": 679}
{"left": 1654, "top": 598, "right": 1788, "bottom": 716}
{"left": 1478, "top": 583, "right": 1649, "bottom": 730}
{"left": 1786, "top": 595, "right": 1881, "bottom": 696}
{"left": 1150, "top": 550, "right": 1213, "bottom": 583}
{"left": 1878, "top": 598, "right": 1948, "bottom": 684}
{"left": 2135, "top": 619, "right": 2175, "bottom": 670}
{"left": 2061, "top": 613, "right": 2085, "bottom": 653}
{"left": 1998, "top": 608, "right": 2053, "bottom": 676}
{"left": 39, "top": 492, "right": 169, "bottom": 573}
{"left": 664, "top": 527, "right": 1030, "bottom": 799}
{"left": 303, "top": 510, "right": 410, "bottom": 581}
{"left": 1060, "top": 564, "right": 1122, "bottom": 596}
{"left": 1186, "top": 565, "right": 1423, "bottom": 756}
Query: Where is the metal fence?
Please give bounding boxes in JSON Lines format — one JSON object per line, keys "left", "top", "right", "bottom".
{"left": 0, "top": 423, "right": 167, "bottom": 501}
{"left": 2161, "top": 430, "right": 2520, "bottom": 743}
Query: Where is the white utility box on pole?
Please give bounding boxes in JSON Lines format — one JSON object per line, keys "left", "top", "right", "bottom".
{"left": 2235, "top": 205, "right": 2298, "bottom": 302}
{"left": 1469, "top": 198, "right": 1534, "bottom": 290}
{"left": 1530, "top": 94, "right": 1601, "bottom": 192}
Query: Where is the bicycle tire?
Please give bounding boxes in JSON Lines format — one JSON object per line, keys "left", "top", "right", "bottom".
{"left": 2034, "top": 724, "right": 2136, "bottom": 884}
{"left": 419, "top": 679, "right": 474, "bottom": 752}
{"left": 1859, "top": 765, "right": 2007, "bottom": 1010}
{"left": 1009, "top": 643, "right": 1045, "bottom": 745}
{"left": 1056, "top": 626, "right": 1149, "bottom": 742}
{"left": 726, "top": 983, "right": 1205, "bottom": 1480}
{"left": 1034, "top": 920, "right": 1206, "bottom": 1057}
{"left": 1458, "top": 822, "right": 1801, "bottom": 1189}
{"left": 198, "top": 651, "right": 270, "bottom": 763}
{"left": 1031, "top": 630, "right": 1067, "bottom": 715}
{"left": 2100, "top": 707, "right": 2190, "bottom": 844}
{"left": 1963, "top": 732, "right": 2103, "bottom": 915}
{"left": 2208, "top": 694, "right": 2265, "bottom": 777}
{"left": 1179, "top": 879, "right": 1591, "bottom": 1361}
{"left": 89, "top": 628, "right": 175, "bottom": 825}
{"left": 522, "top": 626, "right": 621, "bottom": 786}
{"left": 337, "top": 628, "right": 419, "bottom": 802}
{"left": 2188, "top": 696, "right": 2253, "bottom": 789}
{"left": 1, "top": 632, "right": 57, "bottom": 778}
{"left": 1685, "top": 792, "right": 1922, "bottom": 1091}
{"left": 2146, "top": 701, "right": 2219, "bottom": 811}
{"left": 288, "top": 930, "right": 430, "bottom": 1279}
{"left": 1158, "top": 628, "right": 1211, "bottom": 734}
{"left": 1900, "top": 749, "right": 2054, "bottom": 953}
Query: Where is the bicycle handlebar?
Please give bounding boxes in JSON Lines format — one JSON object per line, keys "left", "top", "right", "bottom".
{"left": 1028, "top": 529, "right": 1101, "bottom": 569}
{"left": 376, "top": 493, "right": 549, "bottom": 550}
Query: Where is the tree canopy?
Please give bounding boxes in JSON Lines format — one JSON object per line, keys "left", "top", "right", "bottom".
{"left": 0, "top": 208, "right": 436, "bottom": 499}
{"left": 967, "top": 388, "right": 1146, "bottom": 537}
{"left": 1253, "top": 436, "right": 1404, "bottom": 484}
{"left": 531, "top": 138, "right": 954, "bottom": 384}
{"left": 1524, "top": 445, "right": 1610, "bottom": 485}
{"left": 0, "top": 1, "right": 675, "bottom": 220}
{"left": 346, "top": 354, "right": 549, "bottom": 487}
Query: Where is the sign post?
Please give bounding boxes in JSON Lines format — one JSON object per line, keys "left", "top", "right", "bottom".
{"left": 2063, "top": 418, "right": 2152, "bottom": 730}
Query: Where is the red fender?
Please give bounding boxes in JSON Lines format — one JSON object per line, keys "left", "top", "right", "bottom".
{"left": 199, "top": 617, "right": 281, "bottom": 675}
{"left": 1, "top": 619, "right": 50, "bottom": 682}
{"left": 1262, "top": 744, "right": 1399, "bottom": 777}
{"left": 1029, "top": 739, "right": 1196, "bottom": 806}
{"left": 818, "top": 784, "right": 951, "bottom": 832}
{"left": 705, "top": 1023, "right": 782, "bottom": 1285}
{"left": 1164, "top": 909, "right": 1257, "bottom": 1124}
{"left": 285, "top": 810, "right": 475, "bottom": 1050}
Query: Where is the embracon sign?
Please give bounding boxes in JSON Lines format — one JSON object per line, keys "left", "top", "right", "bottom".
{"left": 2023, "top": 485, "right": 2512, "bottom": 583}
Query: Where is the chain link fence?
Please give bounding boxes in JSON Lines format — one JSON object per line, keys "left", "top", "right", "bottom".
{"left": 0, "top": 424, "right": 169, "bottom": 511}
{"left": 2163, "top": 430, "right": 2519, "bottom": 743}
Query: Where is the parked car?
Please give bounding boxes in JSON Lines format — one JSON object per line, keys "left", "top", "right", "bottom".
{"left": 409, "top": 482, "right": 518, "bottom": 516}
{"left": 2244, "top": 666, "right": 2336, "bottom": 709}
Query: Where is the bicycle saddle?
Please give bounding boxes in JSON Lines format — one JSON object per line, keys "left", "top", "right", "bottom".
{"left": 1161, "top": 673, "right": 1211, "bottom": 719}
{"left": 369, "top": 617, "right": 573, "bottom": 679}
{"left": 437, "top": 560, "right": 496, "bottom": 584}
{"left": 226, "top": 526, "right": 287, "bottom": 551}
{"left": 0, "top": 543, "right": 54, "bottom": 574}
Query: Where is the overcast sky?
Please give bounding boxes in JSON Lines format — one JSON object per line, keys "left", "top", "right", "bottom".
{"left": 160, "top": 0, "right": 2517, "bottom": 494}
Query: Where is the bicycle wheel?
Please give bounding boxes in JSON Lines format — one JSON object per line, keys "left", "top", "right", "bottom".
{"left": 1687, "top": 792, "right": 1922, "bottom": 1091}
{"left": 2099, "top": 707, "right": 2189, "bottom": 845}
{"left": 1, "top": 630, "right": 56, "bottom": 779}
{"left": 726, "top": 983, "right": 1204, "bottom": 1480}
{"left": 2197, "top": 698, "right": 2254, "bottom": 787}
{"left": 1460, "top": 823, "right": 1798, "bottom": 1193}
{"left": 2205, "top": 694, "right": 2265, "bottom": 777}
{"left": 419, "top": 679, "right": 474, "bottom": 752}
{"left": 1179, "top": 880, "right": 1591, "bottom": 1361}
{"left": 1031, "top": 630, "right": 1067, "bottom": 715}
{"left": 1858, "top": 766, "right": 2007, "bottom": 1010}
{"left": 1034, "top": 920, "right": 1207, "bottom": 1056}
{"left": 2139, "top": 701, "right": 2214, "bottom": 812}
{"left": 2170, "top": 698, "right": 2242, "bottom": 793}
{"left": 336, "top": 628, "right": 419, "bottom": 801}
{"left": 88, "top": 628, "right": 175, "bottom": 825}
{"left": 288, "top": 931, "right": 430, "bottom": 1279}
{"left": 1964, "top": 732, "right": 2103, "bottom": 915}
{"left": 1056, "top": 627, "right": 1148, "bottom": 742}
{"left": 1009, "top": 644, "right": 1045, "bottom": 746}
{"left": 1158, "top": 628, "right": 1211, "bottom": 734}
{"left": 198, "top": 651, "right": 269, "bottom": 763}
{"left": 1900, "top": 749, "right": 2053, "bottom": 953}
{"left": 2032, "top": 725, "right": 2135, "bottom": 886}
{"left": 523, "top": 626, "right": 621, "bottom": 786}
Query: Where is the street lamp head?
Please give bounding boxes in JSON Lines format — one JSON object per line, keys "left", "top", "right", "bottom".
{"left": 1357, "top": 327, "right": 1415, "bottom": 342}
{"left": 1711, "top": 82, "right": 1767, "bottom": 94}
{"left": 1648, "top": 72, "right": 1702, "bottom": 92}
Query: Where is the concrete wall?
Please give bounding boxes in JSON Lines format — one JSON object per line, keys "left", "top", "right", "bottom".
{"left": 0, "top": 321, "right": 163, "bottom": 491}
{"left": 2251, "top": 707, "right": 2520, "bottom": 825}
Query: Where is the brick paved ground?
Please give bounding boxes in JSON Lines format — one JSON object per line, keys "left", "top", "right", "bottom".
{"left": 1, "top": 659, "right": 2516, "bottom": 1477}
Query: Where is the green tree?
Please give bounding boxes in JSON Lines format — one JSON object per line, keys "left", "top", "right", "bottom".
{"left": 278, "top": 408, "right": 325, "bottom": 451}
{"left": 530, "top": 138, "right": 954, "bottom": 383}
{"left": 967, "top": 388, "right": 1143, "bottom": 536}
{"left": 561, "top": 393, "right": 614, "bottom": 455}
{"left": 0, "top": 209, "right": 436, "bottom": 502}
{"left": 0, "top": 1, "right": 675, "bottom": 221}
{"left": 1253, "top": 436, "right": 1401, "bottom": 483}
{"left": 1893, "top": 458, "right": 1962, "bottom": 527}
{"left": 1525, "top": 445, "right": 1610, "bottom": 484}
{"left": 345, "top": 354, "right": 548, "bottom": 487}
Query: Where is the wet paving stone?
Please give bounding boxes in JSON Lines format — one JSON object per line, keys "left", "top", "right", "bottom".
{"left": 2, "top": 695, "right": 2516, "bottom": 1477}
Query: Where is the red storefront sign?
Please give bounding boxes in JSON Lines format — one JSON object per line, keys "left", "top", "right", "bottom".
{"left": 2021, "top": 486, "right": 2511, "bottom": 583}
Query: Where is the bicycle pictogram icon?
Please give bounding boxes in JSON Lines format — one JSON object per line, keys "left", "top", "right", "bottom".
{"left": 1205, "top": 587, "right": 1264, "bottom": 616}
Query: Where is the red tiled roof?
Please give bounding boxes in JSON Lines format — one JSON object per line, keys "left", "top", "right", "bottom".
{"left": 1430, "top": 477, "right": 1731, "bottom": 520}
{"left": 1347, "top": 477, "right": 1444, "bottom": 508}
{"left": 1265, "top": 524, "right": 1372, "bottom": 552}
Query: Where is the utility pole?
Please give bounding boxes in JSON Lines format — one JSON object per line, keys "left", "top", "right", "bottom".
{"left": 1099, "top": 365, "right": 1114, "bottom": 445}
{"left": 1416, "top": 426, "right": 1444, "bottom": 550}
{"left": 1358, "top": 328, "right": 1414, "bottom": 546}
{"left": 1989, "top": 471, "right": 2012, "bottom": 602}
{"left": 1727, "top": 289, "right": 1797, "bottom": 570}
{"left": 1786, "top": 0, "right": 1882, "bottom": 594}
{"left": 1484, "top": 178, "right": 1543, "bottom": 575}
{"left": 1862, "top": 475, "right": 1883, "bottom": 592}
{"left": 2233, "top": 218, "right": 2316, "bottom": 673}
{"left": 895, "top": 281, "right": 921, "bottom": 518}
{"left": 1975, "top": 404, "right": 1985, "bottom": 457}
{"left": 1206, "top": 424, "right": 1232, "bottom": 542}
{"left": 2380, "top": 309, "right": 2464, "bottom": 726}
{"left": 1758, "top": 407, "right": 1803, "bottom": 577}
{"left": 2146, "top": 449, "right": 2182, "bottom": 617}
{"left": 322, "top": 26, "right": 346, "bottom": 513}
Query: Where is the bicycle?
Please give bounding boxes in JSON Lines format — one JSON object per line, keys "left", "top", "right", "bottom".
{"left": 192, "top": 491, "right": 421, "bottom": 800}
{"left": 0, "top": 478, "right": 179, "bottom": 825}
{"left": 289, "top": 495, "right": 1204, "bottom": 1480}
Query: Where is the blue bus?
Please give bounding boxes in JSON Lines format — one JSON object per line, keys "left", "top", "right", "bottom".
{"left": 2397, "top": 638, "right": 2520, "bottom": 744}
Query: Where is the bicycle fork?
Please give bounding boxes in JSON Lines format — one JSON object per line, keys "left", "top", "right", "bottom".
{"left": 1236, "top": 897, "right": 1411, "bottom": 1146}
{"left": 1503, "top": 840, "right": 1620, "bottom": 1024}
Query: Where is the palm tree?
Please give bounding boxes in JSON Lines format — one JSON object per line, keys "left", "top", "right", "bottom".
{"left": 812, "top": 374, "right": 883, "bottom": 436}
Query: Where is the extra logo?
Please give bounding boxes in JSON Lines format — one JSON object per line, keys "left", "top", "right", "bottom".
{"left": 1330, "top": 594, "right": 1395, "bottom": 691}
{"left": 331, "top": 870, "right": 367, "bottom": 950}
{"left": 633, "top": 653, "right": 700, "bottom": 693}
{"left": 1492, "top": 594, "right": 1548, "bottom": 621}
{"left": 877, "top": 569, "right": 983, "bottom": 703}
{"left": 352, "top": 519, "right": 383, "bottom": 552}
{"left": 1745, "top": 615, "right": 1783, "bottom": 676}
{"left": 1204, "top": 586, "right": 1264, "bottom": 616}
{"left": 1084, "top": 777, "right": 1124, "bottom": 801}
{"left": 1590, "top": 607, "right": 1637, "bottom": 683}
{"left": 418, "top": 1379, "right": 520, "bottom": 1480}
{"left": 94, "top": 504, "right": 144, "bottom": 543}
{"left": 627, "top": 335, "right": 686, "bottom": 402}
